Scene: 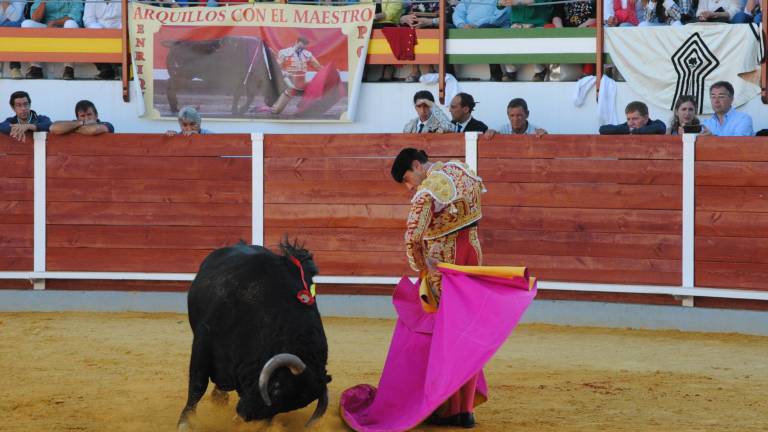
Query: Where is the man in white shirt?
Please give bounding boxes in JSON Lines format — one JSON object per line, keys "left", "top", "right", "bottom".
{"left": 84, "top": 0, "right": 122, "bottom": 79}
{"left": 402, "top": 90, "right": 453, "bottom": 134}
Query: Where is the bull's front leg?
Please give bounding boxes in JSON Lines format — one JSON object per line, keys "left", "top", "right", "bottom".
{"left": 177, "top": 334, "right": 211, "bottom": 431}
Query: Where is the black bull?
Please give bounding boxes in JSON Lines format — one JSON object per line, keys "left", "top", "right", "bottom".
{"left": 162, "top": 36, "right": 287, "bottom": 115}
{"left": 177, "top": 241, "right": 330, "bottom": 430}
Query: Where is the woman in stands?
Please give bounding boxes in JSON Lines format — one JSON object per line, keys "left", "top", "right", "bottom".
{"left": 668, "top": 95, "right": 700, "bottom": 135}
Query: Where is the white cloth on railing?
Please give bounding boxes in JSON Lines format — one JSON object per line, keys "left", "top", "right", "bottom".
{"left": 573, "top": 75, "right": 596, "bottom": 107}
{"left": 419, "top": 73, "right": 459, "bottom": 106}
{"left": 599, "top": 75, "right": 619, "bottom": 126}
{"left": 572, "top": 74, "right": 618, "bottom": 126}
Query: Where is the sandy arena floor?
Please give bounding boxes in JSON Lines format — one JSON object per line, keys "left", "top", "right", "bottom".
{"left": 1, "top": 312, "right": 767, "bottom": 432}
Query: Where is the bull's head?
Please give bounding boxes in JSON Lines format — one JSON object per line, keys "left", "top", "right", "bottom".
{"left": 236, "top": 354, "right": 330, "bottom": 427}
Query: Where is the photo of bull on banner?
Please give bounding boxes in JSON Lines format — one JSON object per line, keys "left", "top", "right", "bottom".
{"left": 129, "top": 3, "right": 375, "bottom": 122}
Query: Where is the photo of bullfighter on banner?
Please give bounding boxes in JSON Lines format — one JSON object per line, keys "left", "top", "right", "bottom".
{"left": 129, "top": 3, "right": 375, "bottom": 122}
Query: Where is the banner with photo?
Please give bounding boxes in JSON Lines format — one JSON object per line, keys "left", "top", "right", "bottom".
{"left": 129, "top": 3, "right": 375, "bottom": 122}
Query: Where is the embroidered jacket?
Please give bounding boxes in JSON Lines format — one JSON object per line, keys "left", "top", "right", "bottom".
{"left": 405, "top": 161, "right": 484, "bottom": 272}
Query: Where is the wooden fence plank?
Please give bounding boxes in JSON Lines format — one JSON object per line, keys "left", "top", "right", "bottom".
{"left": 47, "top": 202, "right": 250, "bottom": 226}
{"left": 696, "top": 261, "right": 768, "bottom": 290}
{"left": 46, "top": 247, "right": 212, "bottom": 272}
{"left": 696, "top": 211, "right": 768, "bottom": 238}
{"left": 0, "top": 136, "right": 34, "bottom": 155}
{"left": 695, "top": 237, "right": 768, "bottom": 264}
{"left": 483, "top": 183, "right": 681, "bottom": 209}
{"left": 264, "top": 228, "right": 404, "bottom": 252}
{"left": 0, "top": 247, "right": 32, "bottom": 271}
{"left": 479, "top": 158, "right": 681, "bottom": 184}
{"left": 47, "top": 179, "right": 250, "bottom": 204}
{"left": 697, "top": 187, "right": 768, "bottom": 212}
{"left": 537, "top": 290, "right": 680, "bottom": 306}
{"left": 46, "top": 279, "right": 190, "bottom": 292}
{"left": 696, "top": 161, "right": 768, "bottom": 186}
{"left": 482, "top": 230, "right": 680, "bottom": 259}
{"left": 48, "top": 225, "right": 250, "bottom": 249}
{"left": 483, "top": 253, "right": 680, "bottom": 285}
{"left": 0, "top": 224, "right": 33, "bottom": 248}
{"left": 0, "top": 280, "right": 31, "bottom": 290}
{"left": 46, "top": 133, "right": 251, "bottom": 157}
{"left": 483, "top": 206, "right": 681, "bottom": 234}
{"left": 265, "top": 180, "right": 412, "bottom": 204}
{"left": 312, "top": 251, "right": 413, "bottom": 276}
{"left": 264, "top": 204, "right": 409, "bottom": 229}
{"left": 3, "top": 178, "right": 33, "bottom": 200}
{"left": 696, "top": 137, "right": 768, "bottom": 162}
{"left": 0, "top": 155, "right": 33, "bottom": 178}
{"left": 0, "top": 201, "right": 33, "bottom": 224}
{"left": 478, "top": 135, "right": 682, "bottom": 159}
{"left": 264, "top": 134, "right": 465, "bottom": 158}
{"left": 47, "top": 155, "right": 250, "bottom": 180}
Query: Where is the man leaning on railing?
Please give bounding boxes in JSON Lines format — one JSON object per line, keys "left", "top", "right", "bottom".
{"left": 0, "top": 90, "right": 52, "bottom": 142}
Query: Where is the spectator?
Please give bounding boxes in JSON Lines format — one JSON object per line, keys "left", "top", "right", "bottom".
{"left": 668, "top": 95, "right": 700, "bottom": 135}
{"left": 696, "top": 0, "right": 739, "bottom": 22}
{"left": 0, "top": 0, "right": 24, "bottom": 79}
{"left": 499, "top": 0, "right": 556, "bottom": 81}
{"left": 166, "top": 106, "right": 212, "bottom": 136}
{"left": 599, "top": 101, "right": 666, "bottom": 134}
{"left": 604, "top": 0, "right": 639, "bottom": 26}
{"left": 552, "top": 0, "right": 596, "bottom": 78}
{"left": 640, "top": 0, "right": 693, "bottom": 25}
{"left": 362, "top": 0, "right": 404, "bottom": 81}
{"left": 0, "top": 90, "right": 52, "bottom": 142}
{"left": 486, "top": 98, "right": 548, "bottom": 138}
{"left": 399, "top": 0, "right": 440, "bottom": 82}
{"left": 448, "top": 92, "right": 488, "bottom": 132}
{"left": 403, "top": 90, "right": 454, "bottom": 133}
{"left": 732, "top": 0, "right": 762, "bottom": 22}
{"left": 700, "top": 81, "right": 754, "bottom": 136}
{"left": 84, "top": 0, "right": 122, "bottom": 80}
{"left": 22, "top": 0, "right": 84, "bottom": 79}
{"left": 453, "top": 0, "right": 510, "bottom": 81}
{"left": 50, "top": 100, "right": 114, "bottom": 136}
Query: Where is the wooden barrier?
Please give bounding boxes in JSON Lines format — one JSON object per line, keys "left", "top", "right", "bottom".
{"left": 2, "top": 133, "right": 768, "bottom": 308}
{"left": 479, "top": 135, "right": 683, "bottom": 286}
{"left": 44, "top": 134, "right": 252, "bottom": 277}
{"left": 263, "top": 133, "right": 464, "bottom": 281}
{"left": 0, "top": 135, "right": 34, "bottom": 289}
{"left": 695, "top": 137, "right": 768, "bottom": 294}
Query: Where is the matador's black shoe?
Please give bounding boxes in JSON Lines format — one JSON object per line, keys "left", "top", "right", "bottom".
{"left": 424, "top": 413, "right": 459, "bottom": 426}
{"left": 459, "top": 412, "right": 476, "bottom": 428}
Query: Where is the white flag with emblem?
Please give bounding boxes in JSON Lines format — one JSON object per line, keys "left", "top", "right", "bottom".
{"left": 605, "top": 24, "right": 762, "bottom": 113}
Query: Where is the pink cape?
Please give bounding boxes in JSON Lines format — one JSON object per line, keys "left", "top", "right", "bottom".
{"left": 340, "top": 266, "right": 537, "bottom": 432}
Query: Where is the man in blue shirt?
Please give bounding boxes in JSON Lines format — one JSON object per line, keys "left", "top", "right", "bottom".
{"left": 599, "top": 101, "right": 667, "bottom": 135}
{"left": 0, "top": 90, "right": 52, "bottom": 142}
{"left": 701, "top": 81, "right": 754, "bottom": 137}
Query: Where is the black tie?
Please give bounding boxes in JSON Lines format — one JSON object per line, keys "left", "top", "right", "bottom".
{"left": 456, "top": 123, "right": 463, "bottom": 133}
{"left": 417, "top": 123, "right": 424, "bottom": 133}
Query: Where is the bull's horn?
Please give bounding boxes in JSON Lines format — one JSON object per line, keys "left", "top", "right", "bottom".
{"left": 259, "top": 353, "right": 306, "bottom": 406}
{"left": 304, "top": 388, "right": 329, "bottom": 428}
